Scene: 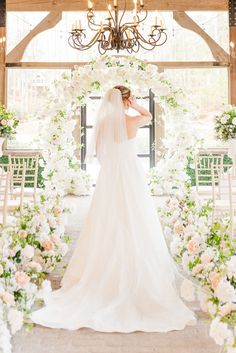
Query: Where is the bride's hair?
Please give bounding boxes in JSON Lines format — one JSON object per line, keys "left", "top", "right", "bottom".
{"left": 113, "top": 85, "right": 131, "bottom": 100}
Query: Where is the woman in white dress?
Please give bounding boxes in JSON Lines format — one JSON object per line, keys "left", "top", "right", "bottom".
{"left": 31, "top": 86, "right": 196, "bottom": 332}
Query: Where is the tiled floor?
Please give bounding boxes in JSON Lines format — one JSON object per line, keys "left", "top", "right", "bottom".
{"left": 12, "top": 195, "right": 219, "bottom": 353}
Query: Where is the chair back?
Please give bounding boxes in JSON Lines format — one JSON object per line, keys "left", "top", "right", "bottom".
{"left": 0, "top": 164, "right": 11, "bottom": 225}
{"left": 194, "top": 153, "right": 224, "bottom": 192}
{"left": 9, "top": 154, "right": 39, "bottom": 203}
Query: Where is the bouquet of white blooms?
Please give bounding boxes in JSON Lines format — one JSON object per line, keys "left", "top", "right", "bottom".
{"left": 215, "top": 105, "right": 236, "bottom": 141}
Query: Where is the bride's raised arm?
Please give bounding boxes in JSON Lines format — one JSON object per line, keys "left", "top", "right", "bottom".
{"left": 128, "top": 96, "right": 152, "bottom": 127}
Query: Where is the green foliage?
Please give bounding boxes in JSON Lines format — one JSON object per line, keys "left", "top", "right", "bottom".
{"left": 0, "top": 104, "right": 19, "bottom": 138}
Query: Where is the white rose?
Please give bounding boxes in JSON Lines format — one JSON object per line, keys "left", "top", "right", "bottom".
{"left": 227, "top": 347, "right": 236, "bottom": 353}
{"left": 59, "top": 243, "right": 69, "bottom": 256}
{"left": 7, "top": 308, "right": 24, "bottom": 334}
{"left": 209, "top": 318, "right": 232, "bottom": 346}
{"left": 232, "top": 117, "right": 236, "bottom": 126}
{"left": 221, "top": 116, "right": 228, "bottom": 124}
{"left": 22, "top": 244, "right": 34, "bottom": 259}
{"left": 28, "top": 261, "right": 42, "bottom": 272}
{"left": 180, "top": 279, "right": 195, "bottom": 302}
{"left": 215, "top": 280, "right": 235, "bottom": 303}
{"left": 227, "top": 256, "right": 236, "bottom": 278}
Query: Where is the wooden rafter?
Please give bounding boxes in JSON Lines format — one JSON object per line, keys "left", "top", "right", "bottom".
{"left": 6, "top": 0, "right": 228, "bottom": 11}
{"left": 5, "top": 61, "right": 230, "bottom": 68}
{"left": 6, "top": 11, "right": 62, "bottom": 63}
{"left": 173, "top": 11, "right": 230, "bottom": 64}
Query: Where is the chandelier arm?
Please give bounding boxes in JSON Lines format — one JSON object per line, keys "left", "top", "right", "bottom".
{"left": 135, "top": 9, "right": 148, "bottom": 24}
{"left": 87, "top": 12, "right": 104, "bottom": 31}
{"left": 69, "top": 30, "right": 103, "bottom": 51}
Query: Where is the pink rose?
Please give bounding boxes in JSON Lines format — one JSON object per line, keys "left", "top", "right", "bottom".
{"left": 209, "top": 272, "right": 220, "bottom": 289}
{"left": 1, "top": 119, "right": 7, "bottom": 126}
{"left": 1, "top": 291, "right": 15, "bottom": 305}
{"left": 192, "top": 264, "right": 204, "bottom": 276}
{"left": 41, "top": 239, "right": 54, "bottom": 251}
{"left": 174, "top": 222, "right": 184, "bottom": 235}
{"left": 187, "top": 240, "right": 200, "bottom": 254}
{"left": 51, "top": 234, "right": 60, "bottom": 244}
{"left": 15, "top": 271, "right": 30, "bottom": 287}
{"left": 219, "top": 303, "right": 232, "bottom": 316}
{"left": 18, "top": 229, "right": 27, "bottom": 239}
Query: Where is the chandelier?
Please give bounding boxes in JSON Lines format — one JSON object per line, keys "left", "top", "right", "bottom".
{"left": 68, "top": 0, "right": 167, "bottom": 55}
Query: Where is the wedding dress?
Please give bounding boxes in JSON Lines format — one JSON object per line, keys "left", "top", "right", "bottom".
{"left": 31, "top": 89, "right": 196, "bottom": 332}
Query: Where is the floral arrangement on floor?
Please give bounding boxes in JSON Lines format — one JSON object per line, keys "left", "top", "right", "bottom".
{"left": 40, "top": 55, "right": 193, "bottom": 197}
{"left": 0, "top": 104, "right": 19, "bottom": 139}
{"left": 215, "top": 104, "right": 236, "bottom": 141}
{"left": 158, "top": 186, "right": 236, "bottom": 353}
{"left": 147, "top": 130, "right": 202, "bottom": 196}
{"left": 0, "top": 196, "right": 70, "bottom": 353}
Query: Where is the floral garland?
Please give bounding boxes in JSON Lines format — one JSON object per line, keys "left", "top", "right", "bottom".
{"left": 159, "top": 186, "right": 236, "bottom": 353}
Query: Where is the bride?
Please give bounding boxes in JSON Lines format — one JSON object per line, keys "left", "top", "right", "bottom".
{"left": 31, "top": 86, "right": 196, "bottom": 332}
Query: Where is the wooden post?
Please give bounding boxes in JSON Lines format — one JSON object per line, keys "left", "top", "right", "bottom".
{"left": 0, "top": 0, "right": 6, "bottom": 104}
{"left": 229, "top": 1, "right": 236, "bottom": 104}
{"left": 229, "top": 28, "right": 236, "bottom": 104}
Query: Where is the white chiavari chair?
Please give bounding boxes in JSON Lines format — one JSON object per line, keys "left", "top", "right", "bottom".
{"left": 9, "top": 154, "right": 39, "bottom": 204}
{"left": 9, "top": 162, "right": 26, "bottom": 214}
{"left": 193, "top": 152, "right": 224, "bottom": 198}
{"left": 0, "top": 164, "right": 10, "bottom": 225}
{"left": 211, "top": 164, "right": 236, "bottom": 237}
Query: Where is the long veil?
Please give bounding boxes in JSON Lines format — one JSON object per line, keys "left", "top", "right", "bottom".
{"left": 85, "top": 88, "right": 128, "bottom": 166}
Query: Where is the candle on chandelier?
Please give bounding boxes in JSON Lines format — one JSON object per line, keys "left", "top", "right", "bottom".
{"left": 78, "top": 20, "right": 82, "bottom": 30}
{"left": 88, "top": 0, "right": 93, "bottom": 9}
{"left": 100, "top": 21, "right": 104, "bottom": 31}
{"left": 154, "top": 16, "right": 158, "bottom": 26}
{"left": 160, "top": 19, "right": 165, "bottom": 28}
{"left": 108, "top": 4, "right": 112, "bottom": 11}
{"left": 140, "top": 0, "right": 144, "bottom": 5}
{"left": 133, "top": 0, "right": 137, "bottom": 13}
{"left": 114, "top": 0, "right": 117, "bottom": 6}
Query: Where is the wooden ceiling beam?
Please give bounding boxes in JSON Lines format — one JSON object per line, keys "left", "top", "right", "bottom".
{"left": 6, "top": 0, "right": 228, "bottom": 12}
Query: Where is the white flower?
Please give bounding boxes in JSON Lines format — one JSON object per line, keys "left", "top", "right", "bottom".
{"left": 232, "top": 117, "right": 236, "bottom": 125}
{"left": 227, "top": 256, "right": 236, "bottom": 278}
{"left": 180, "top": 279, "right": 195, "bottom": 302}
{"left": 21, "top": 244, "right": 34, "bottom": 259}
{"left": 7, "top": 308, "right": 24, "bottom": 334}
{"left": 221, "top": 116, "right": 228, "bottom": 124}
{"left": 209, "top": 317, "right": 232, "bottom": 346}
{"left": 27, "top": 261, "right": 42, "bottom": 272}
{"left": 215, "top": 280, "right": 235, "bottom": 303}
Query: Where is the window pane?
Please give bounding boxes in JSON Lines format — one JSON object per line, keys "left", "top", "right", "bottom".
{"left": 164, "top": 68, "right": 228, "bottom": 147}
{"left": 7, "top": 68, "right": 71, "bottom": 149}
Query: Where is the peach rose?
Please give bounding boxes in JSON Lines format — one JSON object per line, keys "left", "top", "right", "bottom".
{"left": 1, "top": 291, "right": 15, "bottom": 305}
{"left": 187, "top": 239, "right": 200, "bottom": 255}
{"left": 18, "top": 229, "right": 27, "bottom": 239}
{"left": 41, "top": 239, "right": 54, "bottom": 251}
{"left": 192, "top": 264, "right": 204, "bottom": 276}
{"left": 209, "top": 272, "right": 220, "bottom": 289}
{"left": 201, "top": 253, "right": 212, "bottom": 264}
{"left": 53, "top": 207, "right": 62, "bottom": 217}
{"left": 15, "top": 271, "right": 30, "bottom": 287}
{"left": 174, "top": 222, "right": 184, "bottom": 235}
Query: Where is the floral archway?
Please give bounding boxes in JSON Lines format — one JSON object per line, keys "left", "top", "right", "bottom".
{"left": 41, "top": 55, "right": 197, "bottom": 198}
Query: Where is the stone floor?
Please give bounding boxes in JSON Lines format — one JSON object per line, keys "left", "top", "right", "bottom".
{"left": 12, "top": 195, "right": 220, "bottom": 353}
